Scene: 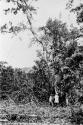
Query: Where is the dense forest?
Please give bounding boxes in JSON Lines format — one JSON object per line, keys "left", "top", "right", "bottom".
{"left": 0, "top": 18, "right": 83, "bottom": 106}
{"left": 1, "top": 0, "right": 83, "bottom": 124}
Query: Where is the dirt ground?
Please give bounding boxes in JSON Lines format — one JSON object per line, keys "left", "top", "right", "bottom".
{"left": 0, "top": 99, "right": 74, "bottom": 125}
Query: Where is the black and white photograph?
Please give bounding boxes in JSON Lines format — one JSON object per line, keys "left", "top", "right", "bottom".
{"left": 0, "top": 0, "right": 83, "bottom": 124}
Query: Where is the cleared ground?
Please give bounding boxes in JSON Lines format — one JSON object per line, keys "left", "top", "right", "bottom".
{"left": 0, "top": 99, "right": 75, "bottom": 125}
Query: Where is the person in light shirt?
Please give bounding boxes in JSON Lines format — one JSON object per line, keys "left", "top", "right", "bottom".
{"left": 49, "top": 94, "right": 54, "bottom": 106}
{"left": 54, "top": 93, "right": 59, "bottom": 106}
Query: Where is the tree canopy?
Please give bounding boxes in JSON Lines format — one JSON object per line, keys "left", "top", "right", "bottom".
{"left": 32, "top": 18, "right": 83, "bottom": 104}
{"left": 0, "top": 0, "right": 38, "bottom": 35}
{"left": 67, "top": 0, "right": 83, "bottom": 25}
{"left": 1, "top": 0, "right": 83, "bottom": 105}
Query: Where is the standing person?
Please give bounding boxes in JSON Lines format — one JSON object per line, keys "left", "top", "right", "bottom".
{"left": 54, "top": 74, "right": 61, "bottom": 106}
{"left": 54, "top": 93, "right": 59, "bottom": 106}
{"left": 49, "top": 94, "right": 54, "bottom": 106}
{"left": 66, "top": 94, "right": 69, "bottom": 106}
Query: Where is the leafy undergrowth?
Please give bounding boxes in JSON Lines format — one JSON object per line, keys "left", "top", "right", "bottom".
{"left": 0, "top": 98, "right": 74, "bottom": 125}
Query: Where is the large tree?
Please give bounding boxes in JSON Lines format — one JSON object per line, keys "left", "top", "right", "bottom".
{"left": 34, "top": 18, "right": 83, "bottom": 104}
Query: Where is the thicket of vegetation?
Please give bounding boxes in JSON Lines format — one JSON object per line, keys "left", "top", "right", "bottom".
{"left": 32, "top": 18, "right": 83, "bottom": 104}
{"left": 1, "top": 0, "right": 83, "bottom": 124}
{"left": 0, "top": 18, "right": 83, "bottom": 106}
{"left": 0, "top": 62, "right": 34, "bottom": 103}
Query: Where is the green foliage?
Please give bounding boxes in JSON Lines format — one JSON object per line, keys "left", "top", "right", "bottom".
{"left": 33, "top": 18, "right": 83, "bottom": 104}
{"left": 0, "top": 61, "right": 35, "bottom": 104}
{"left": 67, "top": 0, "right": 83, "bottom": 25}
{"left": 32, "top": 59, "right": 51, "bottom": 102}
{"left": 0, "top": 64, "right": 14, "bottom": 94}
{"left": 0, "top": 18, "right": 82, "bottom": 105}
{"left": 0, "top": 0, "right": 38, "bottom": 34}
